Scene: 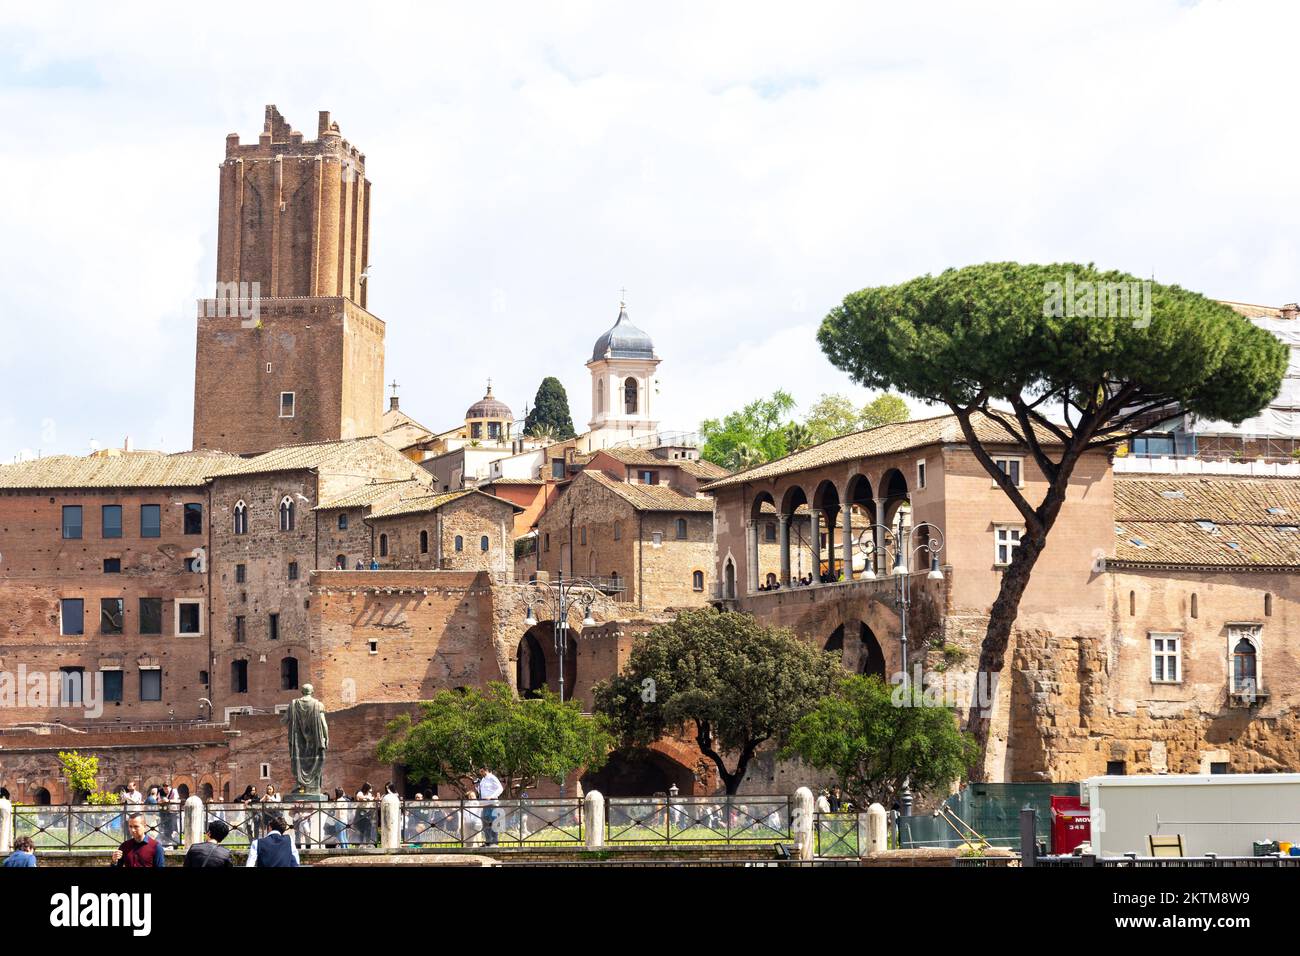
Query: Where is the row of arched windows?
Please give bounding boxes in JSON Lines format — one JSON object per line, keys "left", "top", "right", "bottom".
{"left": 232, "top": 497, "right": 297, "bottom": 534}
{"left": 595, "top": 377, "right": 642, "bottom": 415}
{"left": 376, "top": 531, "right": 492, "bottom": 559}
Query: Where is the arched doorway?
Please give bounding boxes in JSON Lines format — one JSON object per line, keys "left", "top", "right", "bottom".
{"left": 813, "top": 480, "right": 842, "bottom": 582}
{"left": 780, "top": 485, "right": 810, "bottom": 585}
{"left": 517, "top": 630, "right": 547, "bottom": 699}
{"left": 517, "top": 623, "right": 577, "bottom": 699}
{"left": 825, "top": 622, "right": 887, "bottom": 678}
{"left": 581, "top": 747, "right": 695, "bottom": 797}
{"left": 32, "top": 787, "right": 51, "bottom": 806}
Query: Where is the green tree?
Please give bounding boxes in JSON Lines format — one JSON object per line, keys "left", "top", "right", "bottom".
{"left": 782, "top": 675, "right": 978, "bottom": 808}
{"left": 594, "top": 608, "right": 839, "bottom": 794}
{"left": 700, "top": 390, "right": 795, "bottom": 467}
{"left": 523, "top": 377, "right": 577, "bottom": 440}
{"left": 376, "top": 683, "right": 612, "bottom": 797}
{"left": 818, "top": 262, "right": 1287, "bottom": 770}
{"left": 861, "top": 392, "right": 910, "bottom": 429}
{"left": 802, "top": 392, "right": 911, "bottom": 445}
{"left": 57, "top": 750, "right": 116, "bottom": 805}
{"left": 783, "top": 421, "right": 816, "bottom": 453}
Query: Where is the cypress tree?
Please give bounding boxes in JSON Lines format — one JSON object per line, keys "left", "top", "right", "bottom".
{"left": 523, "top": 377, "right": 577, "bottom": 439}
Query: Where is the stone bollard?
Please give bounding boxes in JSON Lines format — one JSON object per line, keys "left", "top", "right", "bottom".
{"left": 381, "top": 792, "right": 402, "bottom": 849}
{"left": 0, "top": 798, "right": 11, "bottom": 853}
{"left": 866, "top": 803, "right": 888, "bottom": 856}
{"left": 584, "top": 790, "right": 605, "bottom": 849}
{"left": 793, "top": 786, "right": 815, "bottom": 861}
{"left": 183, "top": 795, "right": 205, "bottom": 849}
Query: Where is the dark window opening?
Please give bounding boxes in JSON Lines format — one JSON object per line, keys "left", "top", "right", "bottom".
{"left": 103, "top": 671, "right": 123, "bottom": 703}
{"left": 269, "top": 613, "right": 279, "bottom": 641}
{"left": 338, "top": 513, "right": 348, "bottom": 531}
{"left": 1106, "top": 761, "right": 1126, "bottom": 776}
{"left": 379, "top": 534, "right": 388, "bottom": 557}
{"left": 280, "top": 657, "right": 299, "bottom": 690}
{"left": 480, "top": 535, "right": 489, "bottom": 552}
{"left": 140, "top": 504, "right": 161, "bottom": 538}
{"left": 288, "top": 561, "right": 299, "bottom": 581}
{"left": 100, "top": 598, "right": 124, "bottom": 635}
{"left": 420, "top": 530, "right": 429, "bottom": 554}
{"left": 139, "top": 598, "right": 162, "bottom": 635}
{"left": 231, "top": 660, "right": 248, "bottom": 694}
{"left": 103, "top": 558, "right": 121, "bottom": 573}
{"left": 234, "top": 616, "right": 246, "bottom": 643}
{"left": 60, "top": 667, "right": 85, "bottom": 705}
{"left": 140, "top": 669, "right": 161, "bottom": 702}
{"left": 183, "top": 503, "right": 203, "bottom": 535}
{"left": 178, "top": 602, "right": 200, "bottom": 635}
{"left": 101, "top": 505, "right": 122, "bottom": 539}
{"left": 454, "top": 535, "right": 464, "bottom": 553}
{"left": 235, "top": 563, "right": 246, "bottom": 584}
{"left": 62, "top": 505, "right": 82, "bottom": 539}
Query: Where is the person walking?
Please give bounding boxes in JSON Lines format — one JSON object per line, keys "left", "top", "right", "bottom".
{"left": 327, "top": 787, "right": 351, "bottom": 848}
{"left": 184, "top": 820, "right": 233, "bottom": 867}
{"left": 246, "top": 814, "right": 300, "bottom": 867}
{"left": 354, "top": 783, "right": 376, "bottom": 846}
{"left": 3, "top": 836, "right": 36, "bottom": 867}
{"left": 477, "top": 768, "right": 503, "bottom": 847}
{"left": 111, "top": 812, "right": 165, "bottom": 867}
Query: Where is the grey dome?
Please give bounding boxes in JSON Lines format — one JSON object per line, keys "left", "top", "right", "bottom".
{"left": 465, "top": 384, "right": 512, "bottom": 420}
{"left": 591, "top": 306, "right": 656, "bottom": 362}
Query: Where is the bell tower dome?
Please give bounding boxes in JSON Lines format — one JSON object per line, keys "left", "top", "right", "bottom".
{"left": 587, "top": 302, "right": 660, "bottom": 442}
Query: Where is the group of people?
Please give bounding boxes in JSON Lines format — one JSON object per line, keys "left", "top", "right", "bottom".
{"left": 755, "top": 571, "right": 844, "bottom": 592}
{"left": 815, "top": 787, "right": 850, "bottom": 813}
{"left": 113, "top": 779, "right": 182, "bottom": 846}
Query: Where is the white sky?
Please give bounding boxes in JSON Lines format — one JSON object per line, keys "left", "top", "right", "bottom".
{"left": 1, "top": 0, "right": 1297, "bottom": 458}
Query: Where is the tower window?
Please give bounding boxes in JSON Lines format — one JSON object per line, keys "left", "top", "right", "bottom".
{"left": 624, "top": 377, "right": 638, "bottom": 414}
{"left": 338, "top": 513, "right": 348, "bottom": 531}
{"left": 693, "top": 570, "right": 704, "bottom": 591}
{"left": 279, "top": 392, "right": 295, "bottom": 418}
{"left": 676, "top": 518, "right": 688, "bottom": 540}
{"left": 231, "top": 660, "right": 248, "bottom": 694}
{"left": 279, "top": 496, "right": 295, "bottom": 532}
{"left": 233, "top": 500, "right": 248, "bottom": 535}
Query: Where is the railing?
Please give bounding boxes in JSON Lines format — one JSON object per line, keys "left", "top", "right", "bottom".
{"left": 13, "top": 804, "right": 180, "bottom": 850}
{"left": 814, "top": 812, "right": 862, "bottom": 857}
{"left": 606, "top": 796, "right": 792, "bottom": 845}
{"left": 1005, "top": 854, "right": 1300, "bottom": 868}
{"left": 399, "top": 798, "right": 583, "bottom": 847}
{"left": 493, "top": 572, "right": 634, "bottom": 603}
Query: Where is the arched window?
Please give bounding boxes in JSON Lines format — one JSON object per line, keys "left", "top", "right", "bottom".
{"left": 481, "top": 535, "right": 490, "bottom": 552}
{"left": 693, "top": 570, "right": 704, "bottom": 591}
{"left": 233, "top": 500, "right": 248, "bottom": 535}
{"left": 280, "top": 656, "right": 299, "bottom": 690}
{"left": 613, "top": 521, "right": 622, "bottom": 541}
{"left": 675, "top": 518, "right": 688, "bottom": 540}
{"left": 597, "top": 379, "right": 606, "bottom": 413}
{"left": 1232, "top": 638, "right": 1257, "bottom": 692}
{"left": 420, "top": 530, "right": 429, "bottom": 554}
{"left": 335, "top": 554, "right": 346, "bottom": 570}
{"left": 624, "top": 377, "right": 638, "bottom": 414}
{"left": 279, "top": 496, "right": 295, "bottom": 532}
{"left": 1265, "top": 592, "right": 1273, "bottom": 617}
{"left": 455, "top": 535, "right": 464, "bottom": 553}
{"left": 1190, "top": 592, "right": 1198, "bottom": 619}
{"left": 1129, "top": 590, "right": 1135, "bottom": 616}
{"left": 379, "top": 534, "right": 388, "bottom": 557}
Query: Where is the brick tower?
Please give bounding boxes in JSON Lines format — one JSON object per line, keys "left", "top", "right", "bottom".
{"left": 192, "top": 105, "right": 384, "bottom": 455}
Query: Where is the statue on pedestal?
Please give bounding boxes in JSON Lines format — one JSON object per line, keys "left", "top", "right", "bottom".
{"left": 285, "top": 684, "right": 329, "bottom": 796}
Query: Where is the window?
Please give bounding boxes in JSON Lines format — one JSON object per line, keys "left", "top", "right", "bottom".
{"left": 652, "top": 531, "right": 663, "bottom": 547}
{"left": 184, "top": 556, "right": 200, "bottom": 572}
{"left": 279, "top": 496, "right": 295, "bottom": 532}
{"left": 279, "top": 391, "right": 295, "bottom": 418}
{"left": 62, "top": 505, "right": 82, "bottom": 539}
{"left": 994, "top": 526, "right": 1022, "bottom": 566}
{"left": 234, "top": 616, "right": 246, "bottom": 644}
{"left": 269, "top": 613, "right": 280, "bottom": 641}
{"left": 454, "top": 535, "right": 464, "bottom": 553}
{"left": 597, "top": 379, "right": 606, "bottom": 413}
{"left": 335, "top": 554, "right": 346, "bottom": 569}
{"left": 1106, "top": 761, "right": 1127, "bottom": 776}
{"left": 1150, "top": 633, "right": 1181, "bottom": 683}
{"left": 639, "top": 470, "right": 659, "bottom": 485}
{"left": 675, "top": 518, "right": 688, "bottom": 540}
{"left": 480, "top": 535, "right": 489, "bottom": 552}
{"left": 338, "top": 513, "right": 349, "bottom": 531}
{"left": 379, "top": 534, "right": 389, "bottom": 557}
{"left": 176, "top": 600, "right": 201, "bottom": 636}
{"left": 1190, "top": 592, "right": 1198, "bottom": 619}
{"left": 551, "top": 459, "right": 565, "bottom": 480}
{"left": 100, "top": 598, "right": 124, "bottom": 635}
{"left": 139, "top": 668, "right": 161, "bottom": 702}
{"left": 101, "top": 505, "right": 122, "bottom": 539}
{"left": 288, "top": 561, "right": 299, "bottom": 581}
{"left": 471, "top": 422, "right": 482, "bottom": 439}
{"left": 614, "top": 521, "right": 622, "bottom": 541}
{"left": 103, "top": 558, "right": 121, "bottom": 574}
{"left": 624, "top": 377, "right": 638, "bottom": 414}
{"left": 1210, "top": 761, "right": 1230, "bottom": 775}
{"left": 993, "top": 456, "right": 1022, "bottom": 487}
{"left": 1266, "top": 593, "right": 1273, "bottom": 617}
{"left": 140, "top": 504, "right": 161, "bottom": 538}
{"left": 1230, "top": 626, "right": 1261, "bottom": 695}
{"left": 693, "top": 570, "right": 704, "bottom": 591}
{"left": 580, "top": 527, "right": 587, "bottom": 546}
{"left": 281, "top": 657, "right": 299, "bottom": 690}
{"left": 488, "top": 421, "right": 501, "bottom": 440}
{"left": 59, "top": 598, "right": 83, "bottom": 634}
{"left": 544, "top": 533, "right": 551, "bottom": 552}
{"left": 103, "top": 670, "right": 123, "bottom": 703}
{"left": 235, "top": 563, "right": 246, "bottom": 584}
{"left": 368, "top": 639, "right": 379, "bottom": 655}
{"left": 1129, "top": 590, "right": 1136, "bottom": 616}
{"left": 765, "top": 523, "right": 776, "bottom": 542}
{"left": 420, "top": 530, "right": 429, "bottom": 554}
{"left": 183, "top": 503, "right": 203, "bottom": 535}
{"left": 231, "top": 660, "right": 248, "bottom": 694}
{"left": 60, "top": 667, "right": 85, "bottom": 705}
{"left": 233, "top": 501, "right": 248, "bottom": 535}
{"left": 199, "top": 671, "right": 208, "bottom": 686}
{"left": 139, "top": 598, "right": 162, "bottom": 635}
{"left": 916, "top": 459, "right": 927, "bottom": 490}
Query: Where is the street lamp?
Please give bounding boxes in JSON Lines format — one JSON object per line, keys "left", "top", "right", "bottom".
{"left": 521, "top": 570, "right": 600, "bottom": 706}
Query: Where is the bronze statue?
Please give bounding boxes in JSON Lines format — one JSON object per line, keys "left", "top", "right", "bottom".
{"left": 285, "top": 683, "right": 329, "bottom": 795}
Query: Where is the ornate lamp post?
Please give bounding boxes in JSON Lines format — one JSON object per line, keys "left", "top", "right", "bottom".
{"left": 522, "top": 571, "right": 598, "bottom": 705}
{"left": 854, "top": 510, "right": 945, "bottom": 816}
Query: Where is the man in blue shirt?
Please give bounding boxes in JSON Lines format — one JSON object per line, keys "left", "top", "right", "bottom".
{"left": 3, "top": 836, "right": 36, "bottom": 867}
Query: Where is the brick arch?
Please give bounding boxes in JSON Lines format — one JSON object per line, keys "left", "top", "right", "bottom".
{"left": 798, "top": 595, "right": 903, "bottom": 677}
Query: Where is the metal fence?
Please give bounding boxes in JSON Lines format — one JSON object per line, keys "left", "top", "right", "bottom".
{"left": 815, "top": 812, "right": 862, "bottom": 857}
{"left": 606, "top": 795, "right": 792, "bottom": 845}
{"left": 13, "top": 804, "right": 181, "bottom": 850}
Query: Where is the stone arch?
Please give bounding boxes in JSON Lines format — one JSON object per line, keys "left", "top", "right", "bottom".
{"left": 804, "top": 595, "right": 903, "bottom": 678}
{"left": 750, "top": 490, "right": 776, "bottom": 521}
{"left": 581, "top": 745, "right": 698, "bottom": 798}
{"left": 878, "top": 468, "right": 910, "bottom": 530}
{"left": 516, "top": 622, "right": 577, "bottom": 699}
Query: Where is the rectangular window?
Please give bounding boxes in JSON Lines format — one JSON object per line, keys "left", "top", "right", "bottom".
{"left": 100, "top": 598, "right": 124, "bottom": 635}
{"left": 176, "top": 600, "right": 201, "bottom": 636}
{"left": 140, "top": 504, "right": 161, "bottom": 538}
{"left": 102, "top": 505, "right": 123, "bottom": 539}
{"left": 994, "top": 456, "right": 1023, "bottom": 487}
{"left": 551, "top": 459, "right": 565, "bottom": 480}
{"left": 288, "top": 561, "right": 299, "bottom": 581}
{"left": 580, "top": 528, "right": 587, "bottom": 546}
{"left": 235, "top": 563, "right": 246, "bottom": 584}
{"left": 140, "top": 668, "right": 161, "bottom": 702}
{"left": 1150, "top": 632, "right": 1181, "bottom": 684}
{"left": 652, "top": 531, "right": 663, "bottom": 547}
{"left": 102, "top": 670, "right": 123, "bottom": 703}
{"left": 994, "top": 526, "right": 1022, "bottom": 566}
{"left": 60, "top": 667, "right": 85, "bottom": 705}
{"left": 765, "top": 523, "right": 776, "bottom": 542}
{"left": 269, "top": 613, "right": 280, "bottom": 641}
{"left": 916, "top": 459, "right": 927, "bottom": 490}
{"left": 338, "top": 513, "right": 348, "bottom": 531}
{"left": 232, "top": 660, "right": 248, "bottom": 694}
{"left": 62, "top": 505, "right": 83, "bottom": 539}
{"left": 60, "top": 598, "right": 84, "bottom": 635}
{"left": 183, "top": 503, "right": 203, "bottom": 535}
{"left": 139, "top": 598, "right": 162, "bottom": 635}
{"left": 103, "top": 558, "right": 121, "bottom": 573}
{"left": 235, "top": 616, "right": 246, "bottom": 643}
{"left": 1106, "top": 760, "right": 1127, "bottom": 776}
{"left": 471, "top": 422, "right": 482, "bottom": 439}
{"left": 639, "top": 470, "right": 660, "bottom": 485}
{"left": 676, "top": 518, "right": 688, "bottom": 540}
{"left": 280, "top": 391, "right": 295, "bottom": 418}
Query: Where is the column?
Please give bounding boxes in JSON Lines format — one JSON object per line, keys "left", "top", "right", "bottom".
{"left": 826, "top": 510, "right": 838, "bottom": 582}
{"left": 843, "top": 503, "right": 855, "bottom": 582}
{"left": 873, "top": 502, "right": 886, "bottom": 575}
{"left": 778, "top": 515, "right": 791, "bottom": 586}
{"left": 747, "top": 521, "right": 761, "bottom": 594}
{"left": 808, "top": 509, "right": 822, "bottom": 584}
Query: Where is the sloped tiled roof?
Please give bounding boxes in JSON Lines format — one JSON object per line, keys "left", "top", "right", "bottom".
{"left": 0, "top": 450, "right": 237, "bottom": 489}
{"left": 592, "top": 447, "right": 672, "bottom": 467}
{"left": 1113, "top": 475, "right": 1300, "bottom": 568}
{"left": 678, "top": 458, "right": 730, "bottom": 481}
{"left": 368, "top": 489, "right": 523, "bottom": 520}
{"left": 702, "top": 411, "right": 1059, "bottom": 491}
{"left": 585, "top": 471, "right": 713, "bottom": 512}
{"left": 1220, "top": 300, "right": 1285, "bottom": 320}
{"left": 212, "top": 437, "right": 411, "bottom": 478}
{"left": 315, "top": 478, "right": 429, "bottom": 511}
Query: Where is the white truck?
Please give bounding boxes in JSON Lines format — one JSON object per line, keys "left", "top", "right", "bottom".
{"left": 1083, "top": 772, "right": 1300, "bottom": 857}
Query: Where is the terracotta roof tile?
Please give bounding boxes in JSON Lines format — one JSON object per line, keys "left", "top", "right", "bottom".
{"left": 315, "top": 478, "right": 430, "bottom": 511}
{"left": 368, "top": 489, "right": 522, "bottom": 519}
{"left": 584, "top": 471, "right": 713, "bottom": 512}
{"left": 0, "top": 450, "right": 237, "bottom": 489}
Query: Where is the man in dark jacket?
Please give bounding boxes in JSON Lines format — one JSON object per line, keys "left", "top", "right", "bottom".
{"left": 184, "top": 820, "right": 233, "bottom": 867}
{"left": 111, "top": 812, "right": 165, "bottom": 867}
{"left": 246, "top": 814, "right": 299, "bottom": 867}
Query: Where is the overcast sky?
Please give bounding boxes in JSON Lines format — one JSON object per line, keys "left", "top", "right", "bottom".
{"left": 1, "top": 1, "right": 1296, "bottom": 459}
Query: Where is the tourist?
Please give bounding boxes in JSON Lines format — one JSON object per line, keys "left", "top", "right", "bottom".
{"left": 3, "top": 836, "right": 36, "bottom": 867}
{"left": 111, "top": 812, "right": 165, "bottom": 867}
{"left": 328, "top": 787, "right": 352, "bottom": 848}
{"left": 355, "top": 783, "right": 376, "bottom": 845}
{"left": 160, "top": 779, "right": 181, "bottom": 847}
{"left": 816, "top": 789, "right": 831, "bottom": 814}
{"left": 829, "top": 787, "right": 843, "bottom": 812}
{"left": 184, "top": 820, "right": 233, "bottom": 868}
{"left": 477, "top": 767, "right": 503, "bottom": 846}
{"left": 246, "top": 814, "right": 300, "bottom": 867}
